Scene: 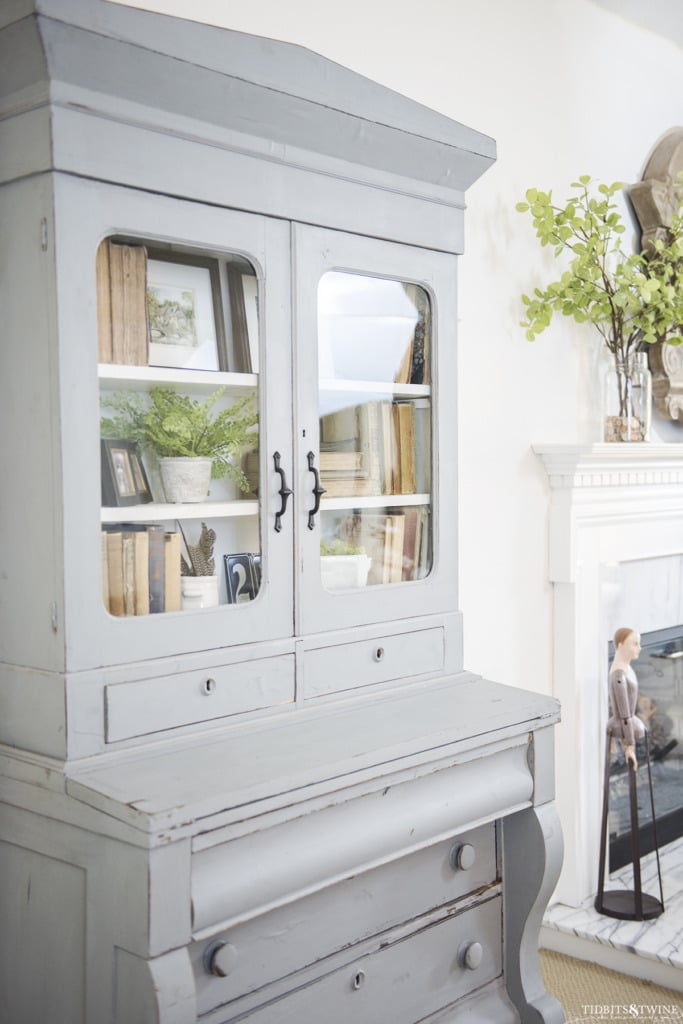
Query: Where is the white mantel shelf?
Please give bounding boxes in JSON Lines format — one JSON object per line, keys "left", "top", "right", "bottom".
{"left": 534, "top": 442, "right": 683, "bottom": 907}
{"left": 534, "top": 443, "right": 683, "bottom": 488}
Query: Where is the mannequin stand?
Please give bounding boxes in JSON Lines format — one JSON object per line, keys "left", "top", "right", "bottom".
{"left": 595, "top": 731, "right": 664, "bottom": 921}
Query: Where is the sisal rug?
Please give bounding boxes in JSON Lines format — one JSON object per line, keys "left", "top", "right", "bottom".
{"left": 540, "top": 949, "right": 683, "bottom": 1023}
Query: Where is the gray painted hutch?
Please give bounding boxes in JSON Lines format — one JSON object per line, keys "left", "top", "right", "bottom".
{"left": 0, "top": 2, "right": 564, "bottom": 1021}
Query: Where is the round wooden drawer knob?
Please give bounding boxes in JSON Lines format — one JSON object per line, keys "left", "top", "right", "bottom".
{"left": 463, "top": 941, "right": 483, "bottom": 970}
{"left": 449, "top": 842, "right": 476, "bottom": 871}
{"left": 204, "top": 941, "right": 238, "bottom": 977}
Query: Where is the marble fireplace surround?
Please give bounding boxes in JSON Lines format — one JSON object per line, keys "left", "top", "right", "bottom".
{"left": 534, "top": 443, "right": 683, "bottom": 907}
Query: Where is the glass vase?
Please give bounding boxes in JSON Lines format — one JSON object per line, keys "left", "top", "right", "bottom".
{"left": 603, "top": 353, "right": 652, "bottom": 442}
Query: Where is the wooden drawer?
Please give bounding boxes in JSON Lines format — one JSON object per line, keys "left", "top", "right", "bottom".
{"left": 191, "top": 739, "right": 534, "bottom": 936}
{"left": 212, "top": 895, "right": 502, "bottom": 1024}
{"left": 302, "top": 625, "right": 444, "bottom": 699}
{"left": 105, "top": 654, "right": 295, "bottom": 742}
{"left": 193, "top": 822, "right": 497, "bottom": 1016}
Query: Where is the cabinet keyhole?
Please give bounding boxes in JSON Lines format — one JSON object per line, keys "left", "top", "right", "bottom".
{"left": 352, "top": 970, "right": 366, "bottom": 990}
{"left": 373, "top": 647, "right": 385, "bottom": 662}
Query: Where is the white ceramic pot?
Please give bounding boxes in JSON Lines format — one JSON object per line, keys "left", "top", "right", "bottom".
{"left": 181, "top": 574, "right": 219, "bottom": 610}
{"left": 320, "top": 554, "right": 371, "bottom": 591}
{"left": 159, "top": 456, "right": 212, "bottom": 502}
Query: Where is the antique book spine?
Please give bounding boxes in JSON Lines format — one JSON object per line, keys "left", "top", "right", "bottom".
{"left": 96, "top": 240, "right": 113, "bottom": 363}
{"left": 164, "top": 531, "right": 182, "bottom": 613}
{"left": 108, "top": 242, "right": 149, "bottom": 365}
{"left": 101, "top": 531, "right": 110, "bottom": 612}
{"left": 391, "top": 404, "right": 402, "bottom": 494}
{"left": 400, "top": 507, "right": 420, "bottom": 581}
{"left": 105, "top": 530, "right": 124, "bottom": 616}
{"left": 384, "top": 513, "right": 405, "bottom": 584}
{"left": 121, "top": 532, "right": 136, "bottom": 616}
{"left": 133, "top": 529, "right": 150, "bottom": 616}
{"left": 380, "top": 400, "right": 396, "bottom": 495}
{"left": 357, "top": 402, "right": 382, "bottom": 494}
{"left": 397, "top": 402, "right": 416, "bottom": 494}
{"left": 413, "top": 398, "right": 431, "bottom": 495}
{"left": 147, "top": 526, "right": 166, "bottom": 614}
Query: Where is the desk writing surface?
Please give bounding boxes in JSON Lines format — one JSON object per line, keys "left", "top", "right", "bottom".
{"left": 66, "top": 674, "right": 559, "bottom": 832}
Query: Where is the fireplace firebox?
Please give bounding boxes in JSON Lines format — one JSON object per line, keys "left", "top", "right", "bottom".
{"left": 608, "top": 625, "right": 683, "bottom": 871}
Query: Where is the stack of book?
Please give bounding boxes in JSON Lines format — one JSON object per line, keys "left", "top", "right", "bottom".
{"left": 97, "top": 240, "right": 149, "bottom": 365}
{"left": 101, "top": 524, "right": 181, "bottom": 615}
{"left": 340, "top": 507, "right": 431, "bottom": 584}
{"left": 318, "top": 447, "right": 369, "bottom": 497}
{"left": 319, "top": 398, "right": 430, "bottom": 498}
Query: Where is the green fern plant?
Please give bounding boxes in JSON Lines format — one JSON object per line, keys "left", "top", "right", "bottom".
{"left": 320, "top": 539, "right": 365, "bottom": 556}
{"left": 101, "top": 386, "right": 258, "bottom": 490}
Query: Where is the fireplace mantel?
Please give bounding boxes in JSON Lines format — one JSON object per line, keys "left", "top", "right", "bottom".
{"left": 534, "top": 443, "right": 683, "bottom": 906}
{"left": 535, "top": 443, "right": 683, "bottom": 489}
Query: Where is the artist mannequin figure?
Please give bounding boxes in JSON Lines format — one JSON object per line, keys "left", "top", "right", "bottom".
{"left": 596, "top": 626, "right": 664, "bottom": 920}
{"left": 608, "top": 627, "right": 645, "bottom": 770}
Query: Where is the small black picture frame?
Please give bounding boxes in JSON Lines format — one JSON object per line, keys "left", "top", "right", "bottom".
{"left": 224, "top": 552, "right": 259, "bottom": 603}
{"left": 101, "top": 439, "right": 153, "bottom": 506}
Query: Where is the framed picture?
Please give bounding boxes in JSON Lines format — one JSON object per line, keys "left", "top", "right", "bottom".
{"left": 226, "top": 265, "right": 260, "bottom": 374}
{"left": 101, "top": 439, "right": 153, "bottom": 506}
{"left": 147, "top": 252, "right": 227, "bottom": 371}
{"left": 224, "top": 552, "right": 260, "bottom": 604}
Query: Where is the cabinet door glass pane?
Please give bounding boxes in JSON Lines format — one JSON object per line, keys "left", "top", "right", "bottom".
{"left": 97, "top": 239, "right": 262, "bottom": 615}
{"left": 317, "top": 271, "right": 432, "bottom": 591}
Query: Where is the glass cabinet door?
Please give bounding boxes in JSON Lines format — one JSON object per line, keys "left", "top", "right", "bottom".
{"left": 317, "top": 272, "right": 433, "bottom": 587}
{"left": 97, "top": 243, "right": 263, "bottom": 614}
{"left": 294, "top": 225, "right": 458, "bottom": 636}
{"left": 55, "top": 176, "right": 293, "bottom": 670}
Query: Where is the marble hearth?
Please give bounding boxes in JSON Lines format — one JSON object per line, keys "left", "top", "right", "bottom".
{"left": 542, "top": 837, "right": 683, "bottom": 991}
{"left": 534, "top": 444, "right": 683, "bottom": 909}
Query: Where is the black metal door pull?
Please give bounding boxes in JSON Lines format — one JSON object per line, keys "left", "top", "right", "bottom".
{"left": 307, "top": 451, "right": 325, "bottom": 530}
{"left": 273, "top": 452, "right": 292, "bottom": 532}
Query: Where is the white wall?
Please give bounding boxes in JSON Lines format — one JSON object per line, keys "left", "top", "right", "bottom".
{"left": 115, "top": 0, "right": 683, "bottom": 699}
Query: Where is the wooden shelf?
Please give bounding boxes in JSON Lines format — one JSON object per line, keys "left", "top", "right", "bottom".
{"left": 319, "top": 378, "right": 430, "bottom": 398}
{"left": 101, "top": 500, "right": 258, "bottom": 523}
{"left": 321, "top": 494, "right": 430, "bottom": 512}
{"left": 98, "top": 364, "right": 258, "bottom": 393}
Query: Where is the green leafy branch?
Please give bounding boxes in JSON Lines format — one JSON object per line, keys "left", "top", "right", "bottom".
{"left": 516, "top": 175, "right": 683, "bottom": 360}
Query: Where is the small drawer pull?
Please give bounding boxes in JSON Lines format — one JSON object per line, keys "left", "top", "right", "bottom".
{"left": 463, "top": 941, "right": 483, "bottom": 971}
{"left": 204, "top": 940, "right": 238, "bottom": 977}
{"left": 373, "top": 646, "right": 385, "bottom": 662}
{"left": 352, "top": 969, "right": 366, "bottom": 990}
{"left": 201, "top": 677, "right": 217, "bottom": 696}
{"left": 449, "top": 842, "right": 476, "bottom": 871}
